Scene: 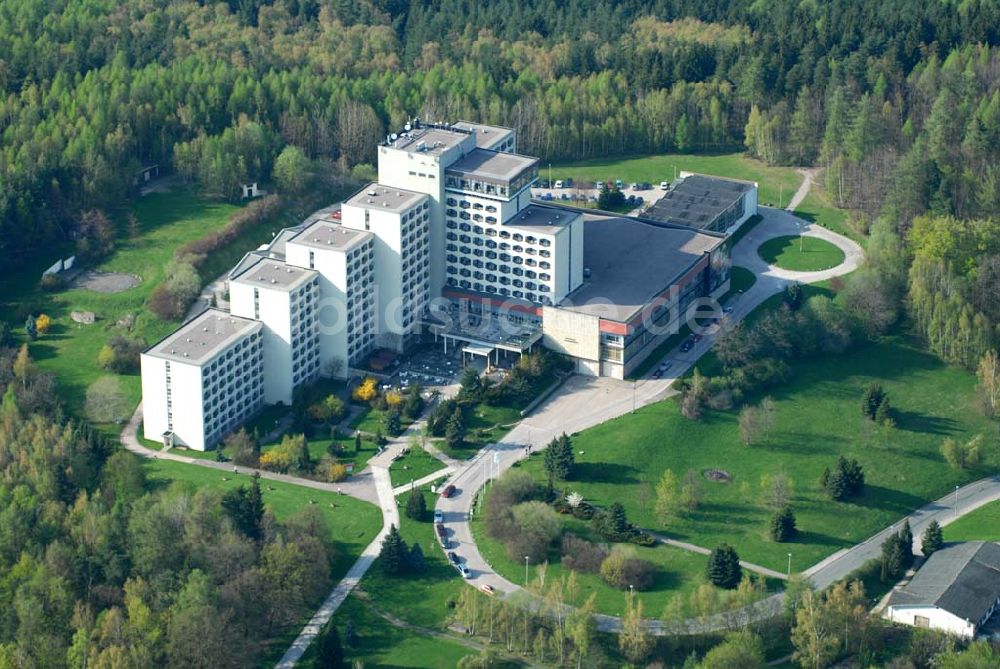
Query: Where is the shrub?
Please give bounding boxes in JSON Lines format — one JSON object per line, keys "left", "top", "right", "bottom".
{"left": 592, "top": 502, "right": 653, "bottom": 545}
{"left": 352, "top": 377, "right": 378, "bottom": 403}
{"left": 225, "top": 428, "right": 259, "bottom": 467}
{"left": 98, "top": 335, "right": 146, "bottom": 373}
{"left": 39, "top": 273, "right": 66, "bottom": 292}
{"left": 941, "top": 435, "right": 984, "bottom": 469}
{"left": 34, "top": 314, "right": 52, "bottom": 335}
{"left": 328, "top": 463, "right": 348, "bottom": 483}
{"left": 599, "top": 546, "right": 656, "bottom": 590}
{"left": 561, "top": 534, "right": 609, "bottom": 573}
{"left": 259, "top": 433, "right": 310, "bottom": 474}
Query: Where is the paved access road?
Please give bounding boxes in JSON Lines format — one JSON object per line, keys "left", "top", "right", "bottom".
{"left": 434, "top": 182, "right": 877, "bottom": 635}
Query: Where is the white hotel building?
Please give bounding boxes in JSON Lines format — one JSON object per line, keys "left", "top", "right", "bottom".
{"left": 141, "top": 119, "right": 754, "bottom": 450}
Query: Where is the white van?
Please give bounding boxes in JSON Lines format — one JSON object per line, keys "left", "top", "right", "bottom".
{"left": 554, "top": 180, "right": 564, "bottom": 189}
{"left": 660, "top": 181, "right": 669, "bottom": 190}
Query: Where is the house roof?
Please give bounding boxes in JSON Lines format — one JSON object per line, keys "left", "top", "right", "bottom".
{"left": 145, "top": 309, "right": 261, "bottom": 365}
{"left": 446, "top": 148, "right": 538, "bottom": 185}
{"left": 888, "top": 541, "right": 1000, "bottom": 623}
{"left": 230, "top": 257, "right": 316, "bottom": 292}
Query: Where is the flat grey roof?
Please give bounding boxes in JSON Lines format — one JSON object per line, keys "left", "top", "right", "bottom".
{"left": 231, "top": 257, "right": 316, "bottom": 292}
{"left": 147, "top": 309, "right": 261, "bottom": 365}
{"left": 387, "top": 126, "right": 469, "bottom": 155}
{"left": 446, "top": 148, "right": 538, "bottom": 184}
{"left": 558, "top": 214, "right": 724, "bottom": 323}
{"left": 289, "top": 220, "right": 372, "bottom": 252}
{"left": 888, "top": 542, "right": 1000, "bottom": 623}
{"left": 452, "top": 121, "right": 514, "bottom": 149}
{"left": 646, "top": 174, "right": 754, "bottom": 230}
{"left": 344, "top": 183, "right": 427, "bottom": 214}
{"left": 505, "top": 204, "right": 580, "bottom": 235}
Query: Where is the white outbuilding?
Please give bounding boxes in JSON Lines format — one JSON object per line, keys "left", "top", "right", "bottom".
{"left": 885, "top": 541, "right": 1000, "bottom": 639}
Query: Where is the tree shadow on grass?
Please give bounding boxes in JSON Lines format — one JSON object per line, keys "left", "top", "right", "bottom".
{"left": 569, "top": 462, "right": 639, "bottom": 485}
{"left": 789, "top": 530, "right": 850, "bottom": 550}
{"left": 854, "top": 485, "right": 929, "bottom": 515}
{"left": 893, "top": 409, "right": 960, "bottom": 436}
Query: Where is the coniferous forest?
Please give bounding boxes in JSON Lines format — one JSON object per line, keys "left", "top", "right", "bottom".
{"left": 3, "top": 0, "right": 1000, "bottom": 261}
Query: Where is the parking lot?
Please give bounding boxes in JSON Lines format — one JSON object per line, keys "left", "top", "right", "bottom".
{"left": 530, "top": 179, "right": 666, "bottom": 215}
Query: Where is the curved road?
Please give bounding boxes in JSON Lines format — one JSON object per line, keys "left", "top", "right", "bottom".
{"left": 434, "top": 189, "right": 901, "bottom": 635}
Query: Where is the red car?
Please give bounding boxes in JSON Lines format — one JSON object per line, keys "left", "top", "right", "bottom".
{"left": 441, "top": 484, "right": 456, "bottom": 498}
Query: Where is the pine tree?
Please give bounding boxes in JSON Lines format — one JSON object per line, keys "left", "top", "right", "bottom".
{"left": 379, "top": 524, "right": 408, "bottom": 575}
{"left": 313, "top": 619, "right": 344, "bottom": 669}
{"left": 707, "top": 543, "right": 742, "bottom": 589}
{"left": 407, "top": 543, "right": 426, "bottom": 573}
{"left": 770, "top": 507, "right": 798, "bottom": 542}
{"left": 354, "top": 432, "right": 361, "bottom": 453}
{"left": 405, "top": 489, "right": 427, "bottom": 521}
{"left": 445, "top": 407, "right": 465, "bottom": 450}
{"left": 921, "top": 520, "right": 944, "bottom": 557}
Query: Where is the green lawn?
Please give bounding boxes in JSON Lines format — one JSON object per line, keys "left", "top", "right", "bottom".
{"left": 438, "top": 403, "right": 524, "bottom": 460}
{"left": 758, "top": 235, "right": 846, "bottom": 271}
{"left": 548, "top": 152, "right": 802, "bottom": 212}
{"left": 390, "top": 448, "right": 450, "bottom": 489}
{"left": 796, "top": 190, "right": 864, "bottom": 245}
{"left": 360, "top": 502, "right": 467, "bottom": 629}
{"left": 1, "top": 189, "right": 241, "bottom": 417}
{"left": 945, "top": 499, "right": 1000, "bottom": 541}
{"left": 316, "top": 596, "right": 486, "bottom": 669}
{"left": 729, "top": 266, "right": 757, "bottom": 293}
{"left": 516, "top": 336, "right": 997, "bottom": 573}
{"left": 471, "top": 499, "right": 749, "bottom": 618}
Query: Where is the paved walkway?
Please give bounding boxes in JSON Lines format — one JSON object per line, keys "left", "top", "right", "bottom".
{"left": 650, "top": 532, "right": 788, "bottom": 581}
{"left": 276, "top": 466, "right": 399, "bottom": 668}
{"left": 392, "top": 467, "right": 453, "bottom": 497}
{"left": 119, "top": 402, "right": 380, "bottom": 505}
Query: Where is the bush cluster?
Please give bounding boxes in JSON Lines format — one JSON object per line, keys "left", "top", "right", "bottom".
{"left": 97, "top": 335, "right": 146, "bottom": 373}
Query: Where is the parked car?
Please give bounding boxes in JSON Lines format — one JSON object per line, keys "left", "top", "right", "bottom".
{"left": 693, "top": 333, "right": 703, "bottom": 343}
{"left": 541, "top": 192, "right": 554, "bottom": 201}
{"left": 480, "top": 583, "right": 496, "bottom": 595}
{"left": 560, "top": 193, "right": 570, "bottom": 200}
{"left": 441, "top": 484, "right": 456, "bottom": 498}
{"left": 680, "top": 339, "right": 694, "bottom": 353}
{"left": 538, "top": 179, "right": 550, "bottom": 188}
{"left": 630, "top": 182, "right": 640, "bottom": 190}
{"left": 659, "top": 361, "right": 672, "bottom": 372}
{"left": 615, "top": 179, "right": 624, "bottom": 189}
{"left": 554, "top": 179, "right": 564, "bottom": 189}
{"left": 434, "top": 509, "right": 443, "bottom": 523}
{"left": 563, "top": 178, "right": 574, "bottom": 188}
{"left": 660, "top": 181, "right": 669, "bottom": 190}
{"left": 652, "top": 369, "right": 663, "bottom": 379}
{"left": 459, "top": 565, "right": 472, "bottom": 578}
{"left": 640, "top": 182, "right": 653, "bottom": 190}
{"left": 447, "top": 551, "right": 460, "bottom": 565}
{"left": 723, "top": 305, "right": 735, "bottom": 314}
{"left": 331, "top": 209, "right": 342, "bottom": 219}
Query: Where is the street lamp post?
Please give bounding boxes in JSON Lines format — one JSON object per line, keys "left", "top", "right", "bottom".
{"left": 524, "top": 556, "right": 530, "bottom": 586}
{"left": 955, "top": 485, "right": 960, "bottom": 517}
{"left": 787, "top": 553, "right": 792, "bottom": 578}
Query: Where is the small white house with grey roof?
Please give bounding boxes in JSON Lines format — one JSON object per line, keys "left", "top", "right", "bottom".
{"left": 885, "top": 541, "right": 1000, "bottom": 638}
